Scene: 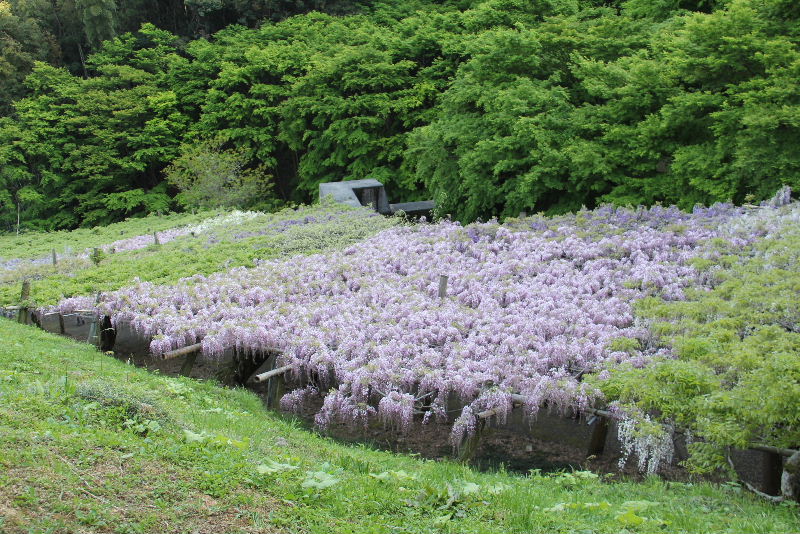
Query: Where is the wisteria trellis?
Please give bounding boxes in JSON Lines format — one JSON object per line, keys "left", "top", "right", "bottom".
{"left": 0, "top": 208, "right": 352, "bottom": 271}
{"left": 55, "top": 197, "right": 797, "bottom": 446}
{"left": 0, "top": 211, "right": 260, "bottom": 271}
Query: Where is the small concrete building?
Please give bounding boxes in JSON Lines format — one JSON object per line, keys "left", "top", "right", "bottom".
{"left": 319, "top": 179, "right": 435, "bottom": 218}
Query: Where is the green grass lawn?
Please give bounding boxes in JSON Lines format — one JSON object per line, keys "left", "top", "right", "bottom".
{"left": 1, "top": 320, "right": 798, "bottom": 533}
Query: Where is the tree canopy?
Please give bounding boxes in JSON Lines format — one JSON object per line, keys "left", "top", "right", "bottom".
{"left": 1, "top": 0, "right": 799, "bottom": 230}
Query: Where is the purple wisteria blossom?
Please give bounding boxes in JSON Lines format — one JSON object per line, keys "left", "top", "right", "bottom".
{"left": 55, "top": 199, "right": 799, "bottom": 442}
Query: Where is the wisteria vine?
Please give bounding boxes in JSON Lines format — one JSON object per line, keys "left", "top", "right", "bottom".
{"left": 54, "top": 196, "right": 798, "bottom": 465}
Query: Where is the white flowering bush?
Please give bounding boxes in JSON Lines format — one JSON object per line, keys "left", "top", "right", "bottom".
{"left": 616, "top": 411, "right": 675, "bottom": 475}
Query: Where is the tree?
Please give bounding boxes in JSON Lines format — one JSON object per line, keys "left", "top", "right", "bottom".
{"left": 7, "top": 25, "right": 192, "bottom": 228}
{"left": 76, "top": 0, "right": 116, "bottom": 47}
{"left": 164, "top": 139, "right": 274, "bottom": 210}
{"left": 0, "top": 1, "right": 58, "bottom": 114}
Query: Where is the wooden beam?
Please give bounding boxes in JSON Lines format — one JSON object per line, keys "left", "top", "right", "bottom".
{"left": 267, "top": 370, "right": 286, "bottom": 409}
{"left": 161, "top": 343, "right": 203, "bottom": 360}
{"left": 253, "top": 364, "right": 293, "bottom": 384}
{"left": 247, "top": 354, "right": 276, "bottom": 384}
{"left": 751, "top": 444, "right": 798, "bottom": 457}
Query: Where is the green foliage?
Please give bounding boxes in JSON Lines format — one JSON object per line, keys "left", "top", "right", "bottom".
{"left": 589, "top": 223, "right": 800, "bottom": 472}
{"left": 1, "top": 24, "right": 192, "bottom": 229}
{"left": 2, "top": 318, "right": 799, "bottom": 532}
{"left": 411, "top": 0, "right": 800, "bottom": 220}
{"left": 75, "top": 0, "right": 117, "bottom": 46}
{"left": 0, "top": 203, "right": 400, "bottom": 307}
{"left": 0, "top": 209, "right": 210, "bottom": 261}
{"left": 0, "top": 1, "right": 57, "bottom": 114}
{"left": 2, "top": 0, "right": 800, "bottom": 228}
{"left": 165, "top": 139, "right": 274, "bottom": 210}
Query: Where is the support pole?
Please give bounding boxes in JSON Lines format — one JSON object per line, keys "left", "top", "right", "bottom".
{"left": 438, "top": 275, "right": 448, "bottom": 299}
{"left": 179, "top": 351, "right": 198, "bottom": 377}
{"left": 162, "top": 343, "right": 203, "bottom": 360}
{"left": 87, "top": 317, "right": 99, "bottom": 346}
{"left": 458, "top": 419, "right": 485, "bottom": 462}
{"left": 253, "top": 364, "right": 292, "bottom": 384}
{"left": 99, "top": 315, "right": 116, "bottom": 352}
{"left": 267, "top": 371, "right": 286, "bottom": 410}
{"left": 587, "top": 416, "right": 609, "bottom": 457}
{"left": 51, "top": 248, "right": 57, "bottom": 266}
{"left": 86, "top": 293, "right": 101, "bottom": 347}
{"left": 58, "top": 313, "right": 66, "bottom": 335}
{"left": 16, "top": 281, "right": 30, "bottom": 325}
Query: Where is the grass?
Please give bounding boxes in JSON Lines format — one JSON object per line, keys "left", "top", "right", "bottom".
{"left": 0, "top": 210, "right": 214, "bottom": 262}
{"left": 1, "top": 319, "right": 798, "bottom": 533}
{"left": 0, "top": 202, "right": 399, "bottom": 307}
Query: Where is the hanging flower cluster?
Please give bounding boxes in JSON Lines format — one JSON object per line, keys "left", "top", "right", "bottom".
{"left": 55, "top": 200, "right": 799, "bottom": 448}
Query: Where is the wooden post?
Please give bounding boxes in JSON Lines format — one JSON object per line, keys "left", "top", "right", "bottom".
{"left": 51, "top": 248, "right": 57, "bottom": 265}
{"left": 587, "top": 416, "right": 609, "bottom": 457}
{"left": 86, "top": 293, "right": 101, "bottom": 347}
{"left": 438, "top": 275, "right": 448, "bottom": 299}
{"left": 87, "top": 316, "right": 98, "bottom": 345}
{"left": 17, "top": 281, "right": 30, "bottom": 324}
{"left": 267, "top": 369, "right": 286, "bottom": 409}
{"left": 86, "top": 316, "right": 100, "bottom": 346}
{"left": 458, "top": 419, "right": 485, "bottom": 462}
{"left": 58, "top": 313, "right": 66, "bottom": 335}
{"left": 180, "top": 351, "right": 199, "bottom": 377}
{"left": 153, "top": 231, "right": 160, "bottom": 245}
{"left": 99, "top": 315, "right": 116, "bottom": 352}
{"left": 362, "top": 188, "right": 378, "bottom": 211}
{"left": 250, "top": 352, "right": 288, "bottom": 409}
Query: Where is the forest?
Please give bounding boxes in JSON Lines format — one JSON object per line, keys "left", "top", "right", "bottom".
{"left": 0, "top": 0, "right": 798, "bottom": 230}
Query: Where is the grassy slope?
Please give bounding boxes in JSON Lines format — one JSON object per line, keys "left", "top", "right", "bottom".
{"left": 0, "top": 203, "right": 399, "bottom": 307}
{"left": 0, "top": 211, "right": 215, "bottom": 262}
{"left": 1, "top": 320, "right": 798, "bottom": 533}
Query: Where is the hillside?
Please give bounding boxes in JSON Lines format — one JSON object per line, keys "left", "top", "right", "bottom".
{"left": 2, "top": 0, "right": 799, "bottom": 230}
{"left": 1, "top": 319, "right": 798, "bottom": 533}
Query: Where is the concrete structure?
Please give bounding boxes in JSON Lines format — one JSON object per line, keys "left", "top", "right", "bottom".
{"left": 319, "top": 179, "right": 391, "bottom": 214}
{"left": 319, "top": 179, "right": 435, "bottom": 218}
